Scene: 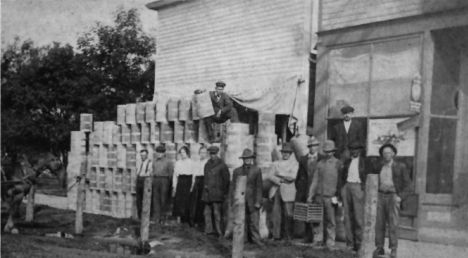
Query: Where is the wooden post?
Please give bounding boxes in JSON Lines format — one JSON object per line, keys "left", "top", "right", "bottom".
{"left": 358, "top": 174, "right": 378, "bottom": 258}
{"left": 232, "top": 175, "right": 246, "bottom": 258}
{"left": 140, "top": 177, "right": 153, "bottom": 242}
{"left": 75, "top": 157, "right": 87, "bottom": 234}
{"left": 25, "top": 184, "right": 35, "bottom": 222}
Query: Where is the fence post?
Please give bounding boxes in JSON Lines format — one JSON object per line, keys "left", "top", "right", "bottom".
{"left": 141, "top": 177, "right": 153, "bottom": 242}
{"left": 358, "top": 174, "right": 378, "bottom": 258}
{"left": 25, "top": 184, "right": 35, "bottom": 222}
{"left": 232, "top": 175, "right": 246, "bottom": 258}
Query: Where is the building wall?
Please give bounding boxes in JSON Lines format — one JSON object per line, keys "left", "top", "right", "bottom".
{"left": 320, "top": 0, "right": 468, "bottom": 31}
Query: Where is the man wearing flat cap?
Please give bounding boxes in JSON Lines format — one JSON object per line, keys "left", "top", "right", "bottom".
{"left": 202, "top": 146, "right": 230, "bottom": 237}
{"left": 151, "top": 145, "right": 174, "bottom": 224}
{"left": 136, "top": 149, "right": 153, "bottom": 220}
{"left": 371, "top": 144, "right": 412, "bottom": 258}
{"left": 295, "top": 136, "right": 325, "bottom": 243}
{"left": 269, "top": 143, "right": 299, "bottom": 241}
{"left": 231, "top": 149, "right": 264, "bottom": 247}
{"left": 340, "top": 141, "right": 368, "bottom": 252}
{"left": 202, "top": 81, "right": 238, "bottom": 143}
{"left": 330, "top": 105, "right": 365, "bottom": 162}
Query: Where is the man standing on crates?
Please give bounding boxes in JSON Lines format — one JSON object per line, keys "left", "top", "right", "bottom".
{"left": 295, "top": 136, "right": 325, "bottom": 243}
{"left": 307, "top": 140, "right": 343, "bottom": 250}
{"left": 136, "top": 149, "right": 153, "bottom": 220}
{"left": 151, "top": 145, "right": 174, "bottom": 224}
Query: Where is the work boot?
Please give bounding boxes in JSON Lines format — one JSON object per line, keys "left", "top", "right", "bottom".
{"left": 373, "top": 247, "right": 385, "bottom": 258}
{"left": 390, "top": 249, "right": 397, "bottom": 258}
{"left": 310, "top": 241, "right": 324, "bottom": 248}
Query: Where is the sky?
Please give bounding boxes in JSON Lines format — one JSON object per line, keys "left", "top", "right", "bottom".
{"left": 1, "top": 0, "right": 158, "bottom": 49}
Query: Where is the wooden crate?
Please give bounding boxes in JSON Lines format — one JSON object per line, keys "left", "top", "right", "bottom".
{"left": 293, "top": 202, "right": 323, "bottom": 222}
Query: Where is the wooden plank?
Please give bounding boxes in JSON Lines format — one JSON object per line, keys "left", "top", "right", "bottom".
{"left": 358, "top": 174, "right": 378, "bottom": 258}
{"left": 140, "top": 177, "right": 153, "bottom": 242}
{"left": 232, "top": 175, "right": 246, "bottom": 258}
{"left": 25, "top": 184, "right": 35, "bottom": 222}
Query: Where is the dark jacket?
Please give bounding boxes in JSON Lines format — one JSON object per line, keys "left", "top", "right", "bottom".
{"left": 232, "top": 164, "right": 263, "bottom": 213}
{"left": 330, "top": 120, "right": 365, "bottom": 158}
{"left": 340, "top": 156, "right": 368, "bottom": 191}
{"left": 209, "top": 91, "right": 233, "bottom": 118}
{"left": 202, "top": 156, "right": 230, "bottom": 203}
{"left": 370, "top": 160, "right": 412, "bottom": 200}
{"left": 295, "top": 153, "right": 325, "bottom": 202}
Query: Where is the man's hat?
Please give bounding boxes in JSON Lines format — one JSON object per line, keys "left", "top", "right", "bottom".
{"left": 280, "top": 143, "right": 293, "bottom": 153}
{"left": 323, "top": 140, "right": 337, "bottom": 152}
{"left": 239, "top": 148, "right": 255, "bottom": 159}
{"left": 155, "top": 145, "right": 166, "bottom": 153}
{"left": 307, "top": 136, "right": 320, "bottom": 147}
{"left": 215, "top": 81, "right": 226, "bottom": 88}
{"left": 341, "top": 105, "right": 355, "bottom": 114}
{"left": 207, "top": 146, "right": 220, "bottom": 154}
{"left": 379, "top": 143, "right": 397, "bottom": 157}
{"left": 348, "top": 141, "right": 364, "bottom": 150}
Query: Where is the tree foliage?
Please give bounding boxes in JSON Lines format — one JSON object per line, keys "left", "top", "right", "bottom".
{"left": 1, "top": 8, "right": 155, "bottom": 162}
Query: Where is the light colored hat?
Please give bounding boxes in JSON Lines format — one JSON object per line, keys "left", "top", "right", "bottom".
{"left": 307, "top": 136, "right": 320, "bottom": 147}
{"left": 323, "top": 140, "right": 337, "bottom": 152}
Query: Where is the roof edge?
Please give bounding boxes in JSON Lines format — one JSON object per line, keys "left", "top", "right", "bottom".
{"left": 146, "top": 0, "right": 189, "bottom": 11}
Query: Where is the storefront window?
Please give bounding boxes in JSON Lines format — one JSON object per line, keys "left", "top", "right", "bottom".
{"left": 426, "top": 117, "right": 457, "bottom": 194}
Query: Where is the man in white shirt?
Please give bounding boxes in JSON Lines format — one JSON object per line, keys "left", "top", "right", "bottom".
{"left": 340, "top": 141, "right": 367, "bottom": 252}
{"left": 136, "top": 149, "right": 153, "bottom": 220}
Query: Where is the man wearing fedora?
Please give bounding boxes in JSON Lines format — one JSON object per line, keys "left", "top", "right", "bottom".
{"left": 202, "top": 146, "right": 230, "bottom": 237}
{"left": 340, "top": 141, "right": 368, "bottom": 252}
{"left": 330, "top": 105, "right": 365, "bottom": 161}
{"left": 268, "top": 143, "right": 299, "bottom": 241}
{"left": 296, "top": 136, "right": 325, "bottom": 243}
{"left": 371, "top": 144, "right": 412, "bottom": 258}
{"left": 231, "top": 149, "right": 264, "bottom": 247}
{"left": 307, "top": 140, "right": 343, "bottom": 250}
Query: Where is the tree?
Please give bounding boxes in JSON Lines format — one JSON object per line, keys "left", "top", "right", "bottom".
{"left": 1, "top": 8, "right": 155, "bottom": 181}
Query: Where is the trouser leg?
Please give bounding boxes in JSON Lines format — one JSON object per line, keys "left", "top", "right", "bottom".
{"left": 375, "top": 193, "right": 388, "bottom": 248}
{"left": 350, "top": 183, "right": 365, "bottom": 249}
{"left": 204, "top": 203, "right": 214, "bottom": 234}
{"left": 203, "top": 116, "right": 215, "bottom": 142}
{"left": 272, "top": 192, "right": 282, "bottom": 239}
{"left": 249, "top": 209, "right": 261, "bottom": 243}
{"left": 313, "top": 196, "right": 324, "bottom": 242}
{"left": 388, "top": 194, "right": 400, "bottom": 249}
{"left": 151, "top": 178, "right": 160, "bottom": 221}
{"left": 304, "top": 222, "right": 314, "bottom": 243}
{"left": 342, "top": 185, "right": 354, "bottom": 248}
{"left": 160, "top": 178, "right": 169, "bottom": 220}
{"left": 213, "top": 202, "right": 223, "bottom": 236}
{"left": 323, "top": 197, "right": 336, "bottom": 246}
{"left": 136, "top": 177, "right": 145, "bottom": 219}
{"left": 283, "top": 201, "right": 294, "bottom": 240}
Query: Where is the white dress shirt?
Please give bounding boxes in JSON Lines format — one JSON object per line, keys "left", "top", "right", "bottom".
{"left": 344, "top": 120, "right": 352, "bottom": 133}
{"left": 173, "top": 158, "right": 195, "bottom": 192}
{"left": 347, "top": 157, "right": 361, "bottom": 183}
{"left": 137, "top": 159, "right": 153, "bottom": 177}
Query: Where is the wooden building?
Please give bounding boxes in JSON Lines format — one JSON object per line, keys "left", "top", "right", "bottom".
{"left": 313, "top": 0, "right": 468, "bottom": 246}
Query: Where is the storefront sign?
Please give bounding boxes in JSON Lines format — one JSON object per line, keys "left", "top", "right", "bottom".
{"left": 410, "top": 73, "right": 422, "bottom": 113}
{"left": 367, "top": 118, "right": 416, "bottom": 156}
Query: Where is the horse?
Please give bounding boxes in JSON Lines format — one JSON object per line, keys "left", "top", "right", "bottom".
{"left": 1, "top": 152, "right": 64, "bottom": 233}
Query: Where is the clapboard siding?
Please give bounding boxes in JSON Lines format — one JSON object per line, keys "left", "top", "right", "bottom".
{"left": 321, "top": 0, "right": 468, "bottom": 31}
{"left": 154, "top": 0, "right": 309, "bottom": 97}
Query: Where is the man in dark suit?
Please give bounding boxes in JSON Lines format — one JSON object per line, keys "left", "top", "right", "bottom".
{"left": 330, "top": 105, "right": 365, "bottom": 161}
{"left": 203, "top": 81, "right": 238, "bottom": 143}
{"left": 371, "top": 144, "right": 412, "bottom": 258}
{"left": 231, "top": 149, "right": 264, "bottom": 247}
{"left": 295, "top": 136, "right": 325, "bottom": 243}
{"left": 340, "top": 141, "right": 368, "bottom": 252}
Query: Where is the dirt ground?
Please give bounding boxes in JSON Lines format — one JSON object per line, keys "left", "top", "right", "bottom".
{"left": 1, "top": 203, "right": 355, "bottom": 258}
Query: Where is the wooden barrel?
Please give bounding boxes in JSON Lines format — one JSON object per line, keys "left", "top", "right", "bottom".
{"left": 167, "top": 98, "right": 179, "bottom": 122}
{"left": 130, "top": 124, "right": 141, "bottom": 143}
{"left": 166, "top": 143, "right": 176, "bottom": 162}
{"left": 90, "top": 167, "right": 97, "bottom": 188}
{"left": 193, "top": 91, "right": 215, "bottom": 118}
{"left": 120, "top": 169, "right": 129, "bottom": 192}
{"left": 189, "top": 143, "right": 202, "bottom": 161}
{"left": 174, "top": 121, "right": 184, "bottom": 143}
{"left": 107, "top": 145, "right": 117, "bottom": 167}
{"left": 70, "top": 131, "right": 86, "bottom": 154}
{"left": 98, "top": 168, "right": 106, "bottom": 189}
{"left": 92, "top": 145, "right": 100, "bottom": 166}
{"left": 258, "top": 123, "right": 275, "bottom": 135}
{"left": 126, "top": 145, "right": 137, "bottom": 168}
{"left": 99, "top": 145, "right": 108, "bottom": 167}
{"left": 198, "top": 119, "right": 209, "bottom": 143}
{"left": 150, "top": 122, "right": 160, "bottom": 143}
{"left": 80, "top": 113, "right": 93, "bottom": 132}
{"left": 179, "top": 98, "right": 191, "bottom": 121}
{"left": 117, "top": 192, "right": 126, "bottom": 218}
{"left": 290, "top": 134, "right": 309, "bottom": 162}
{"left": 102, "top": 121, "right": 115, "bottom": 145}
{"left": 141, "top": 123, "right": 150, "bottom": 143}
{"left": 136, "top": 102, "right": 146, "bottom": 123}
{"left": 227, "top": 123, "right": 250, "bottom": 135}
{"left": 155, "top": 98, "right": 168, "bottom": 123}
{"left": 93, "top": 122, "right": 104, "bottom": 143}
{"left": 184, "top": 120, "right": 196, "bottom": 143}
{"left": 255, "top": 144, "right": 272, "bottom": 167}
{"left": 112, "top": 124, "right": 121, "bottom": 144}
{"left": 117, "top": 105, "right": 126, "bottom": 125}
{"left": 121, "top": 125, "right": 131, "bottom": 144}
{"left": 191, "top": 97, "right": 200, "bottom": 120}
{"left": 114, "top": 168, "right": 122, "bottom": 191}
{"left": 258, "top": 113, "right": 276, "bottom": 124}
{"left": 116, "top": 144, "right": 126, "bottom": 168}
{"left": 125, "top": 192, "right": 133, "bottom": 218}
{"left": 125, "top": 104, "right": 137, "bottom": 124}
{"left": 111, "top": 192, "right": 118, "bottom": 216}
{"left": 160, "top": 122, "right": 174, "bottom": 143}
{"left": 145, "top": 102, "right": 156, "bottom": 123}
{"left": 105, "top": 168, "right": 113, "bottom": 190}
